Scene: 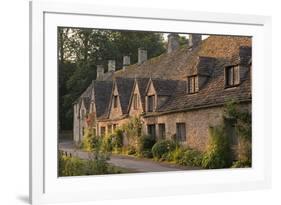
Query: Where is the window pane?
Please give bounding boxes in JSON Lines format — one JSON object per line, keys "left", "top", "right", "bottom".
{"left": 147, "top": 124, "right": 156, "bottom": 138}
{"left": 188, "top": 76, "right": 198, "bottom": 93}
{"left": 176, "top": 123, "right": 186, "bottom": 141}
{"left": 114, "top": 96, "right": 118, "bottom": 108}
{"left": 233, "top": 66, "right": 240, "bottom": 85}
{"left": 195, "top": 76, "right": 199, "bottom": 92}
{"left": 181, "top": 124, "right": 186, "bottom": 141}
{"left": 226, "top": 67, "right": 233, "bottom": 86}
{"left": 158, "top": 124, "right": 166, "bottom": 139}
{"left": 100, "top": 127, "right": 105, "bottom": 136}
{"left": 148, "top": 95, "right": 154, "bottom": 112}
{"left": 190, "top": 77, "right": 194, "bottom": 93}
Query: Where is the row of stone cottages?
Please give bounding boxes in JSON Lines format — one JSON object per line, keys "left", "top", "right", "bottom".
{"left": 72, "top": 33, "right": 252, "bottom": 152}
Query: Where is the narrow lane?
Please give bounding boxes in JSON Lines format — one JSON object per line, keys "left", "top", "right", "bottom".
{"left": 59, "top": 141, "right": 197, "bottom": 173}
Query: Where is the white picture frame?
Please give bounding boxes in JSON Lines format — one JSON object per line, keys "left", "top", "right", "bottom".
{"left": 30, "top": 0, "right": 272, "bottom": 204}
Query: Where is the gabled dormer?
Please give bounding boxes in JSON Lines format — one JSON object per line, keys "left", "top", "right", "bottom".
{"left": 128, "top": 78, "right": 149, "bottom": 116}
{"left": 145, "top": 79, "right": 157, "bottom": 112}
{"left": 224, "top": 46, "right": 251, "bottom": 89}
{"left": 145, "top": 78, "right": 178, "bottom": 112}
{"left": 108, "top": 81, "right": 122, "bottom": 119}
{"left": 186, "top": 56, "right": 216, "bottom": 94}
{"left": 80, "top": 97, "right": 90, "bottom": 120}
{"left": 108, "top": 78, "right": 134, "bottom": 119}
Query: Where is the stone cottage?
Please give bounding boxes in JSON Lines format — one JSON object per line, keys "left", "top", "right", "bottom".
{"left": 73, "top": 33, "right": 252, "bottom": 152}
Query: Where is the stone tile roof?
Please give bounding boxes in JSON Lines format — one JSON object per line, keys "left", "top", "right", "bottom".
{"left": 135, "top": 78, "right": 150, "bottom": 110}
{"left": 76, "top": 35, "right": 252, "bottom": 118}
{"left": 111, "top": 35, "right": 251, "bottom": 81}
{"left": 115, "top": 77, "right": 135, "bottom": 114}
{"left": 82, "top": 97, "right": 91, "bottom": 111}
{"left": 151, "top": 79, "right": 179, "bottom": 96}
{"left": 157, "top": 59, "right": 252, "bottom": 113}
{"left": 92, "top": 81, "right": 113, "bottom": 117}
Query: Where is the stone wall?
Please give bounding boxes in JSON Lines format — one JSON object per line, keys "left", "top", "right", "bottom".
{"left": 153, "top": 107, "right": 223, "bottom": 151}
{"left": 128, "top": 83, "right": 144, "bottom": 116}
{"left": 143, "top": 103, "right": 251, "bottom": 152}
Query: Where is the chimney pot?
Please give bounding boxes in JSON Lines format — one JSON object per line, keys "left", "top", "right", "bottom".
{"left": 123, "top": 55, "right": 131, "bottom": 69}
{"left": 189, "top": 34, "right": 202, "bottom": 49}
{"left": 96, "top": 65, "right": 104, "bottom": 80}
{"left": 108, "top": 60, "right": 116, "bottom": 72}
{"left": 138, "top": 48, "right": 147, "bottom": 65}
{"left": 167, "top": 33, "right": 180, "bottom": 53}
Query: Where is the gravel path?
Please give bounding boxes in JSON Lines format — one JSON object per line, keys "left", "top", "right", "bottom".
{"left": 59, "top": 141, "right": 197, "bottom": 173}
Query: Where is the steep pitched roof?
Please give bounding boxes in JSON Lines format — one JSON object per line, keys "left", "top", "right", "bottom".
{"left": 92, "top": 81, "right": 113, "bottom": 117}
{"left": 111, "top": 36, "right": 251, "bottom": 81}
{"left": 135, "top": 78, "right": 150, "bottom": 110}
{"left": 115, "top": 77, "right": 135, "bottom": 114}
{"left": 157, "top": 58, "right": 251, "bottom": 113}
{"left": 74, "top": 82, "right": 93, "bottom": 107}
{"left": 77, "top": 35, "right": 252, "bottom": 118}
{"left": 81, "top": 97, "right": 91, "bottom": 111}
{"left": 150, "top": 79, "right": 179, "bottom": 96}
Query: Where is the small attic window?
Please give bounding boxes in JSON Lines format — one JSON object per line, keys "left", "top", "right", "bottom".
{"left": 113, "top": 95, "right": 118, "bottom": 108}
{"left": 187, "top": 75, "right": 199, "bottom": 94}
{"left": 225, "top": 65, "right": 240, "bottom": 88}
{"left": 147, "top": 95, "right": 155, "bottom": 112}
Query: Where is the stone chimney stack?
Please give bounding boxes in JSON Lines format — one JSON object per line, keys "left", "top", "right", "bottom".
{"left": 138, "top": 48, "right": 147, "bottom": 65}
{"left": 96, "top": 64, "right": 104, "bottom": 80}
{"left": 108, "top": 60, "right": 116, "bottom": 72}
{"left": 189, "top": 34, "right": 202, "bottom": 49}
{"left": 167, "top": 33, "right": 180, "bottom": 53}
{"left": 123, "top": 55, "right": 131, "bottom": 69}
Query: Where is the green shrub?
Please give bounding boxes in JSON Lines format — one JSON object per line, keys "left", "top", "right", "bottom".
{"left": 59, "top": 154, "right": 111, "bottom": 176}
{"left": 224, "top": 99, "right": 252, "bottom": 168}
{"left": 107, "top": 129, "right": 124, "bottom": 154}
{"left": 81, "top": 128, "right": 101, "bottom": 152}
{"left": 59, "top": 155, "right": 85, "bottom": 176}
{"left": 231, "top": 160, "right": 251, "bottom": 168}
{"left": 201, "top": 125, "right": 232, "bottom": 169}
{"left": 127, "top": 146, "right": 136, "bottom": 155}
{"left": 137, "top": 135, "right": 156, "bottom": 158}
{"left": 179, "top": 149, "right": 203, "bottom": 167}
{"left": 169, "top": 147, "right": 185, "bottom": 162}
{"left": 152, "top": 140, "right": 176, "bottom": 160}
{"left": 101, "top": 135, "right": 113, "bottom": 152}
{"left": 111, "top": 129, "right": 123, "bottom": 150}
{"left": 86, "top": 154, "right": 109, "bottom": 175}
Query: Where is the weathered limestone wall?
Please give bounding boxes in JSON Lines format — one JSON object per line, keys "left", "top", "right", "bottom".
{"left": 109, "top": 86, "right": 123, "bottom": 119}
{"left": 157, "top": 107, "right": 223, "bottom": 151}
{"left": 144, "top": 103, "right": 251, "bottom": 152}
{"left": 128, "top": 84, "right": 143, "bottom": 116}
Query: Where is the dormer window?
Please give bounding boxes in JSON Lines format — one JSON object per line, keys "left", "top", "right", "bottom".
{"left": 113, "top": 95, "right": 118, "bottom": 108}
{"left": 187, "top": 75, "right": 199, "bottom": 94}
{"left": 147, "top": 95, "right": 155, "bottom": 112}
{"left": 225, "top": 65, "right": 240, "bottom": 87}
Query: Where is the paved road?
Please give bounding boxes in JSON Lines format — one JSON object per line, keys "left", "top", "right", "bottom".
{"left": 59, "top": 141, "right": 196, "bottom": 173}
